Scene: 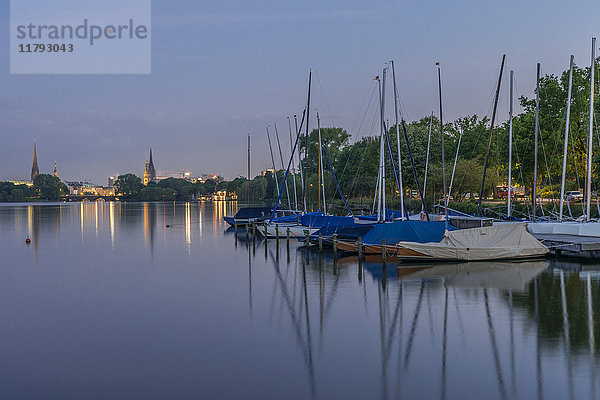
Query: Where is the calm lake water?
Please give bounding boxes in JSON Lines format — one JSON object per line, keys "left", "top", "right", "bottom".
{"left": 0, "top": 202, "right": 598, "bottom": 400}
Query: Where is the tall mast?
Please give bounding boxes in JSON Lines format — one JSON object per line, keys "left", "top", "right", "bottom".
{"left": 295, "top": 115, "right": 307, "bottom": 213}
{"left": 274, "top": 123, "right": 291, "bottom": 209}
{"left": 376, "top": 77, "right": 384, "bottom": 222}
{"left": 478, "top": 54, "right": 506, "bottom": 214}
{"left": 317, "top": 113, "right": 326, "bottom": 214}
{"left": 437, "top": 62, "right": 448, "bottom": 229}
{"left": 266, "top": 126, "right": 281, "bottom": 204}
{"left": 533, "top": 63, "right": 541, "bottom": 218}
{"left": 247, "top": 133, "right": 251, "bottom": 206}
{"left": 587, "top": 38, "right": 596, "bottom": 221}
{"left": 448, "top": 126, "right": 463, "bottom": 206}
{"left": 390, "top": 60, "right": 406, "bottom": 220}
{"left": 559, "top": 56, "right": 574, "bottom": 221}
{"left": 305, "top": 70, "right": 312, "bottom": 210}
{"left": 381, "top": 68, "right": 387, "bottom": 221}
{"left": 508, "top": 70, "right": 514, "bottom": 218}
{"left": 288, "top": 117, "right": 299, "bottom": 211}
{"left": 423, "top": 112, "right": 433, "bottom": 212}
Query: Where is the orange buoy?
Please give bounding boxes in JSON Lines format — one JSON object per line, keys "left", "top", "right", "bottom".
{"left": 25, "top": 237, "right": 31, "bottom": 244}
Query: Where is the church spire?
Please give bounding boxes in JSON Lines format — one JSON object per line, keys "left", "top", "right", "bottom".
{"left": 53, "top": 161, "right": 58, "bottom": 177}
{"left": 31, "top": 142, "right": 39, "bottom": 181}
{"left": 148, "top": 148, "right": 156, "bottom": 181}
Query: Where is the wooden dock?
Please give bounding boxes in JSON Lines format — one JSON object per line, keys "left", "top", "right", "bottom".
{"left": 533, "top": 234, "right": 600, "bottom": 259}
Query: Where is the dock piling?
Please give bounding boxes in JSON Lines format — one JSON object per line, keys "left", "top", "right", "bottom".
{"left": 357, "top": 237, "right": 363, "bottom": 260}
{"left": 234, "top": 223, "right": 238, "bottom": 247}
{"left": 333, "top": 234, "right": 338, "bottom": 255}
{"left": 319, "top": 233, "right": 323, "bottom": 252}
{"left": 264, "top": 223, "right": 268, "bottom": 244}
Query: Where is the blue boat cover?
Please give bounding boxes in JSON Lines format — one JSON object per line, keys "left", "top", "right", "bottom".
{"left": 360, "top": 221, "right": 454, "bottom": 245}
{"left": 234, "top": 207, "right": 272, "bottom": 219}
{"left": 356, "top": 209, "right": 404, "bottom": 221}
{"left": 270, "top": 215, "right": 300, "bottom": 223}
{"left": 300, "top": 214, "right": 352, "bottom": 228}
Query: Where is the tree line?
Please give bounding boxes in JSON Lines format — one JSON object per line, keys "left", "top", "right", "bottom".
{"left": 0, "top": 174, "right": 69, "bottom": 201}
{"left": 2, "top": 61, "right": 597, "bottom": 211}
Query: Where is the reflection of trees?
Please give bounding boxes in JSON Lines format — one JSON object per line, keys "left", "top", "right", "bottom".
{"left": 510, "top": 272, "right": 600, "bottom": 352}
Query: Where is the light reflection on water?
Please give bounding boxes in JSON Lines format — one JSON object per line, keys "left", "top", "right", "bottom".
{"left": 0, "top": 201, "right": 598, "bottom": 400}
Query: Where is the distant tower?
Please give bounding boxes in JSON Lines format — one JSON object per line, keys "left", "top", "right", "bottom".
{"left": 148, "top": 149, "right": 156, "bottom": 181}
{"left": 143, "top": 159, "right": 149, "bottom": 185}
{"left": 53, "top": 161, "right": 58, "bottom": 177}
{"left": 31, "top": 142, "right": 39, "bottom": 181}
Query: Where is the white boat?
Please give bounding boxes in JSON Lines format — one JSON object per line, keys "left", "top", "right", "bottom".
{"left": 263, "top": 223, "right": 319, "bottom": 239}
{"left": 396, "top": 223, "right": 548, "bottom": 262}
{"left": 527, "top": 221, "right": 600, "bottom": 238}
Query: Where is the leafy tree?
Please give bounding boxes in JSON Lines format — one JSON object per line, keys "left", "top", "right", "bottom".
{"left": 114, "top": 173, "right": 143, "bottom": 197}
{"left": 33, "top": 174, "right": 69, "bottom": 200}
{"left": 300, "top": 127, "right": 350, "bottom": 173}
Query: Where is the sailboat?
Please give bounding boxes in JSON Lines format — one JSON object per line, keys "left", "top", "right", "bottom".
{"left": 336, "top": 62, "right": 453, "bottom": 254}
{"left": 528, "top": 38, "right": 600, "bottom": 238}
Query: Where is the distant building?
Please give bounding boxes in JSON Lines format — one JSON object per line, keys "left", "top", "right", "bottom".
{"left": 212, "top": 190, "right": 238, "bottom": 201}
{"left": 31, "top": 142, "right": 39, "bottom": 181}
{"left": 65, "top": 182, "right": 114, "bottom": 196}
{"left": 108, "top": 176, "right": 117, "bottom": 187}
{"left": 142, "top": 149, "right": 156, "bottom": 185}
{"left": 197, "top": 173, "right": 219, "bottom": 183}
{"left": 261, "top": 169, "right": 276, "bottom": 176}
{"left": 53, "top": 162, "right": 58, "bottom": 177}
{"left": 8, "top": 180, "right": 33, "bottom": 187}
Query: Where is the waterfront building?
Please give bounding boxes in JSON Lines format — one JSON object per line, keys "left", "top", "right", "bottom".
{"left": 65, "top": 182, "right": 114, "bottom": 196}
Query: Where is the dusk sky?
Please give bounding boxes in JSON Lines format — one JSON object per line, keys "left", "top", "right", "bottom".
{"left": 1, "top": 0, "right": 600, "bottom": 184}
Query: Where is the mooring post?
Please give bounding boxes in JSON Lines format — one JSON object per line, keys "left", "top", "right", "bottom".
{"left": 276, "top": 224, "right": 279, "bottom": 246}
{"left": 234, "top": 223, "right": 238, "bottom": 247}
{"left": 252, "top": 222, "right": 256, "bottom": 247}
{"left": 357, "top": 237, "right": 363, "bottom": 260}
{"left": 245, "top": 224, "right": 249, "bottom": 240}
{"left": 358, "top": 256, "right": 363, "bottom": 283}
{"left": 264, "top": 223, "right": 268, "bottom": 244}
{"left": 319, "top": 233, "right": 323, "bottom": 252}
{"left": 333, "top": 234, "right": 338, "bottom": 255}
{"left": 381, "top": 239, "right": 386, "bottom": 263}
{"left": 286, "top": 228, "right": 290, "bottom": 252}
{"left": 305, "top": 229, "right": 310, "bottom": 261}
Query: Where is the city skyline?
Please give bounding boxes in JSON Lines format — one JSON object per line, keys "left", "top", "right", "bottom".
{"left": 8, "top": 142, "right": 222, "bottom": 185}
{"left": 1, "top": 0, "right": 600, "bottom": 183}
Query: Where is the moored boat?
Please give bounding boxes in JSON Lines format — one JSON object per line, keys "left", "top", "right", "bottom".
{"left": 395, "top": 223, "right": 548, "bottom": 262}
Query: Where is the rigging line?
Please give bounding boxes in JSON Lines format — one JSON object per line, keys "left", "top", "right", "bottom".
{"left": 513, "top": 136, "right": 531, "bottom": 216}
{"left": 315, "top": 70, "right": 336, "bottom": 127}
{"left": 334, "top": 84, "right": 379, "bottom": 201}
{"left": 349, "top": 81, "right": 377, "bottom": 137}
{"left": 538, "top": 125, "right": 556, "bottom": 210}
{"left": 354, "top": 82, "right": 378, "bottom": 139}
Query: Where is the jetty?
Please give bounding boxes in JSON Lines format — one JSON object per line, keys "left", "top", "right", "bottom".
{"left": 533, "top": 233, "right": 600, "bottom": 259}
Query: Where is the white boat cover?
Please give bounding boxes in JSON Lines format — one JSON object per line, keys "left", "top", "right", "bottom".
{"left": 264, "top": 223, "right": 319, "bottom": 238}
{"left": 397, "top": 223, "right": 548, "bottom": 261}
{"left": 527, "top": 221, "right": 600, "bottom": 237}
